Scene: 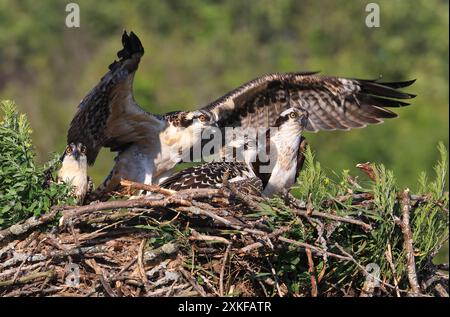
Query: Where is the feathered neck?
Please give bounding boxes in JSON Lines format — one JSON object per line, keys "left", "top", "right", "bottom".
{"left": 268, "top": 120, "right": 302, "bottom": 150}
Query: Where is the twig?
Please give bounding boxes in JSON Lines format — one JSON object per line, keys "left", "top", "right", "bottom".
{"left": 238, "top": 225, "right": 291, "bottom": 254}
{"left": 266, "top": 258, "right": 283, "bottom": 297}
{"left": 278, "top": 237, "right": 352, "bottom": 261}
{"left": 190, "top": 229, "right": 230, "bottom": 245}
{"left": 334, "top": 243, "right": 399, "bottom": 292}
{"left": 11, "top": 236, "right": 42, "bottom": 284}
{"left": 145, "top": 283, "right": 190, "bottom": 297}
{"left": 305, "top": 247, "right": 318, "bottom": 297}
{"left": 120, "top": 179, "right": 175, "bottom": 196}
{"left": 220, "top": 243, "right": 231, "bottom": 296}
{"left": 291, "top": 208, "right": 372, "bottom": 231}
{"left": 179, "top": 267, "right": 207, "bottom": 297}
{"left": 0, "top": 270, "right": 54, "bottom": 287}
{"left": 59, "top": 187, "right": 228, "bottom": 227}
{"left": 179, "top": 205, "right": 268, "bottom": 236}
{"left": 434, "top": 283, "right": 449, "bottom": 297}
{"left": 100, "top": 275, "right": 118, "bottom": 297}
{"left": 2, "top": 245, "right": 109, "bottom": 269}
{"left": 385, "top": 243, "right": 401, "bottom": 297}
{"left": 0, "top": 262, "right": 44, "bottom": 279}
{"left": 0, "top": 208, "right": 60, "bottom": 242}
{"left": 138, "top": 239, "right": 149, "bottom": 286}
{"left": 198, "top": 274, "right": 220, "bottom": 296}
{"left": 395, "top": 188, "right": 421, "bottom": 295}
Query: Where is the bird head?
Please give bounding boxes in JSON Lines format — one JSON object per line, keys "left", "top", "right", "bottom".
{"left": 189, "top": 110, "right": 218, "bottom": 129}
{"left": 224, "top": 133, "right": 258, "bottom": 164}
{"left": 62, "top": 142, "right": 88, "bottom": 166}
{"left": 166, "top": 110, "right": 217, "bottom": 130}
{"left": 276, "top": 107, "right": 309, "bottom": 131}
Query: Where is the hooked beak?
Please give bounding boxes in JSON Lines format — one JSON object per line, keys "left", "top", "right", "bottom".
{"left": 299, "top": 114, "right": 309, "bottom": 128}
{"left": 72, "top": 149, "right": 80, "bottom": 160}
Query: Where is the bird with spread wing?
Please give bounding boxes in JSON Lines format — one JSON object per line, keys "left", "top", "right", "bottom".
{"left": 68, "top": 32, "right": 217, "bottom": 201}
{"left": 160, "top": 108, "right": 310, "bottom": 197}
{"left": 66, "top": 31, "right": 415, "bottom": 202}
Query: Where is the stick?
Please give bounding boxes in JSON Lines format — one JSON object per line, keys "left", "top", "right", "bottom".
{"left": 385, "top": 243, "right": 401, "bottom": 297}
{"left": 395, "top": 189, "right": 421, "bottom": 295}
{"left": 238, "top": 225, "right": 291, "bottom": 254}
{"left": 120, "top": 179, "right": 176, "bottom": 196}
{"left": 0, "top": 186, "right": 230, "bottom": 241}
{"left": 0, "top": 270, "right": 54, "bottom": 287}
{"left": 220, "top": 244, "right": 231, "bottom": 296}
{"left": 0, "top": 208, "right": 60, "bottom": 242}
{"left": 334, "top": 243, "right": 399, "bottom": 292}
{"left": 291, "top": 208, "right": 372, "bottom": 231}
{"left": 266, "top": 258, "right": 283, "bottom": 297}
{"left": 99, "top": 275, "right": 118, "bottom": 297}
{"left": 138, "top": 239, "right": 149, "bottom": 286}
{"left": 179, "top": 267, "right": 207, "bottom": 297}
{"left": 1, "top": 245, "right": 109, "bottom": 269}
{"left": 305, "top": 247, "right": 318, "bottom": 297}
{"left": 278, "top": 237, "right": 352, "bottom": 261}
{"left": 190, "top": 229, "right": 230, "bottom": 245}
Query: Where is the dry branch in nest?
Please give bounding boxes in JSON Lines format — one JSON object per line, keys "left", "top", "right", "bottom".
{"left": 0, "top": 174, "right": 448, "bottom": 297}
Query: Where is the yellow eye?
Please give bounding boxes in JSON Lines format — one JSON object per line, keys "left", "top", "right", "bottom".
{"left": 66, "top": 147, "right": 72, "bottom": 154}
{"left": 198, "top": 115, "right": 206, "bottom": 122}
{"left": 289, "top": 112, "right": 298, "bottom": 119}
{"left": 80, "top": 146, "right": 87, "bottom": 154}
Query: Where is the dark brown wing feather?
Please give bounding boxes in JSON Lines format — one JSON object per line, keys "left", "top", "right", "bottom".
{"left": 160, "top": 162, "right": 252, "bottom": 191}
{"left": 228, "top": 177, "right": 263, "bottom": 196}
{"left": 201, "top": 73, "right": 415, "bottom": 132}
{"left": 67, "top": 31, "right": 163, "bottom": 165}
{"left": 294, "top": 136, "right": 308, "bottom": 181}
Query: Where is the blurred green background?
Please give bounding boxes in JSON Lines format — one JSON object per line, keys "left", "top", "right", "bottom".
{"left": 0, "top": 0, "right": 448, "bottom": 190}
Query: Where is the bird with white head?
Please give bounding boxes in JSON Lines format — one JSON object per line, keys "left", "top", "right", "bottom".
{"left": 57, "top": 142, "right": 89, "bottom": 204}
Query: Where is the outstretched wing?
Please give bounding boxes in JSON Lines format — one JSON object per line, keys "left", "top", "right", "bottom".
{"left": 200, "top": 72, "right": 416, "bottom": 131}
{"left": 67, "top": 31, "right": 164, "bottom": 165}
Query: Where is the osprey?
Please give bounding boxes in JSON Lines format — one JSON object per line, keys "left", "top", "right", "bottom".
{"left": 68, "top": 32, "right": 216, "bottom": 200}
{"left": 57, "top": 142, "right": 90, "bottom": 204}
{"left": 160, "top": 108, "right": 310, "bottom": 197}
{"left": 160, "top": 161, "right": 263, "bottom": 196}
{"left": 256, "top": 108, "right": 308, "bottom": 197}
{"left": 161, "top": 127, "right": 262, "bottom": 195}
{"left": 67, "top": 31, "right": 415, "bottom": 200}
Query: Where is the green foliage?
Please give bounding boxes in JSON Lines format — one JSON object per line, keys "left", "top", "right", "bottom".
{"left": 291, "top": 147, "right": 337, "bottom": 207}
{"left": 258, "top": 144, "right": 448, "bottom": 295}
{"left": 411, "top": 142, "right": 449, "bottom": 267}
{"left": 0, "top": 100, "right": 75, "bottom": 229}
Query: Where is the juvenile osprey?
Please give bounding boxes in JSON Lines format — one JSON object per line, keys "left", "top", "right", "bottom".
{"left": 160, "top": 108, "right": 309, "bottom": 197}
{"left": 161, "top": 127, "right": 261, "bottom": 194}
{"left": 68, "top": 32, "right": 216, "bottom": 200}
{"left": 58, "top": 142, "right": 90, "bottom": 204}
{"left": 256, "top": 108, "right": 308, "bottom": 197}
{"left": 67, "top": 31, "right": 415, "bottom": 200}
{"left": 160, "top": 161, "right": 263, "bottom": 196}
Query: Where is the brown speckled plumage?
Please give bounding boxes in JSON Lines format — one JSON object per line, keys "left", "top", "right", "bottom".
{"left": 67, "top": 31, "right": 163, "bottom": 165}
{"left": 160, "top": 161, "right": 263, "bottom": 196}
{"left": 202, "top": 73, "right": 415, "bottom": 132}
{"left": 66, "top": 30, "right": 416, "bottom": 200}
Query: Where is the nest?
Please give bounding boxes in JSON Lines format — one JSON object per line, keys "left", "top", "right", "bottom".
{"left": 0, "top": 178, "right": 448, "bottom": 297}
